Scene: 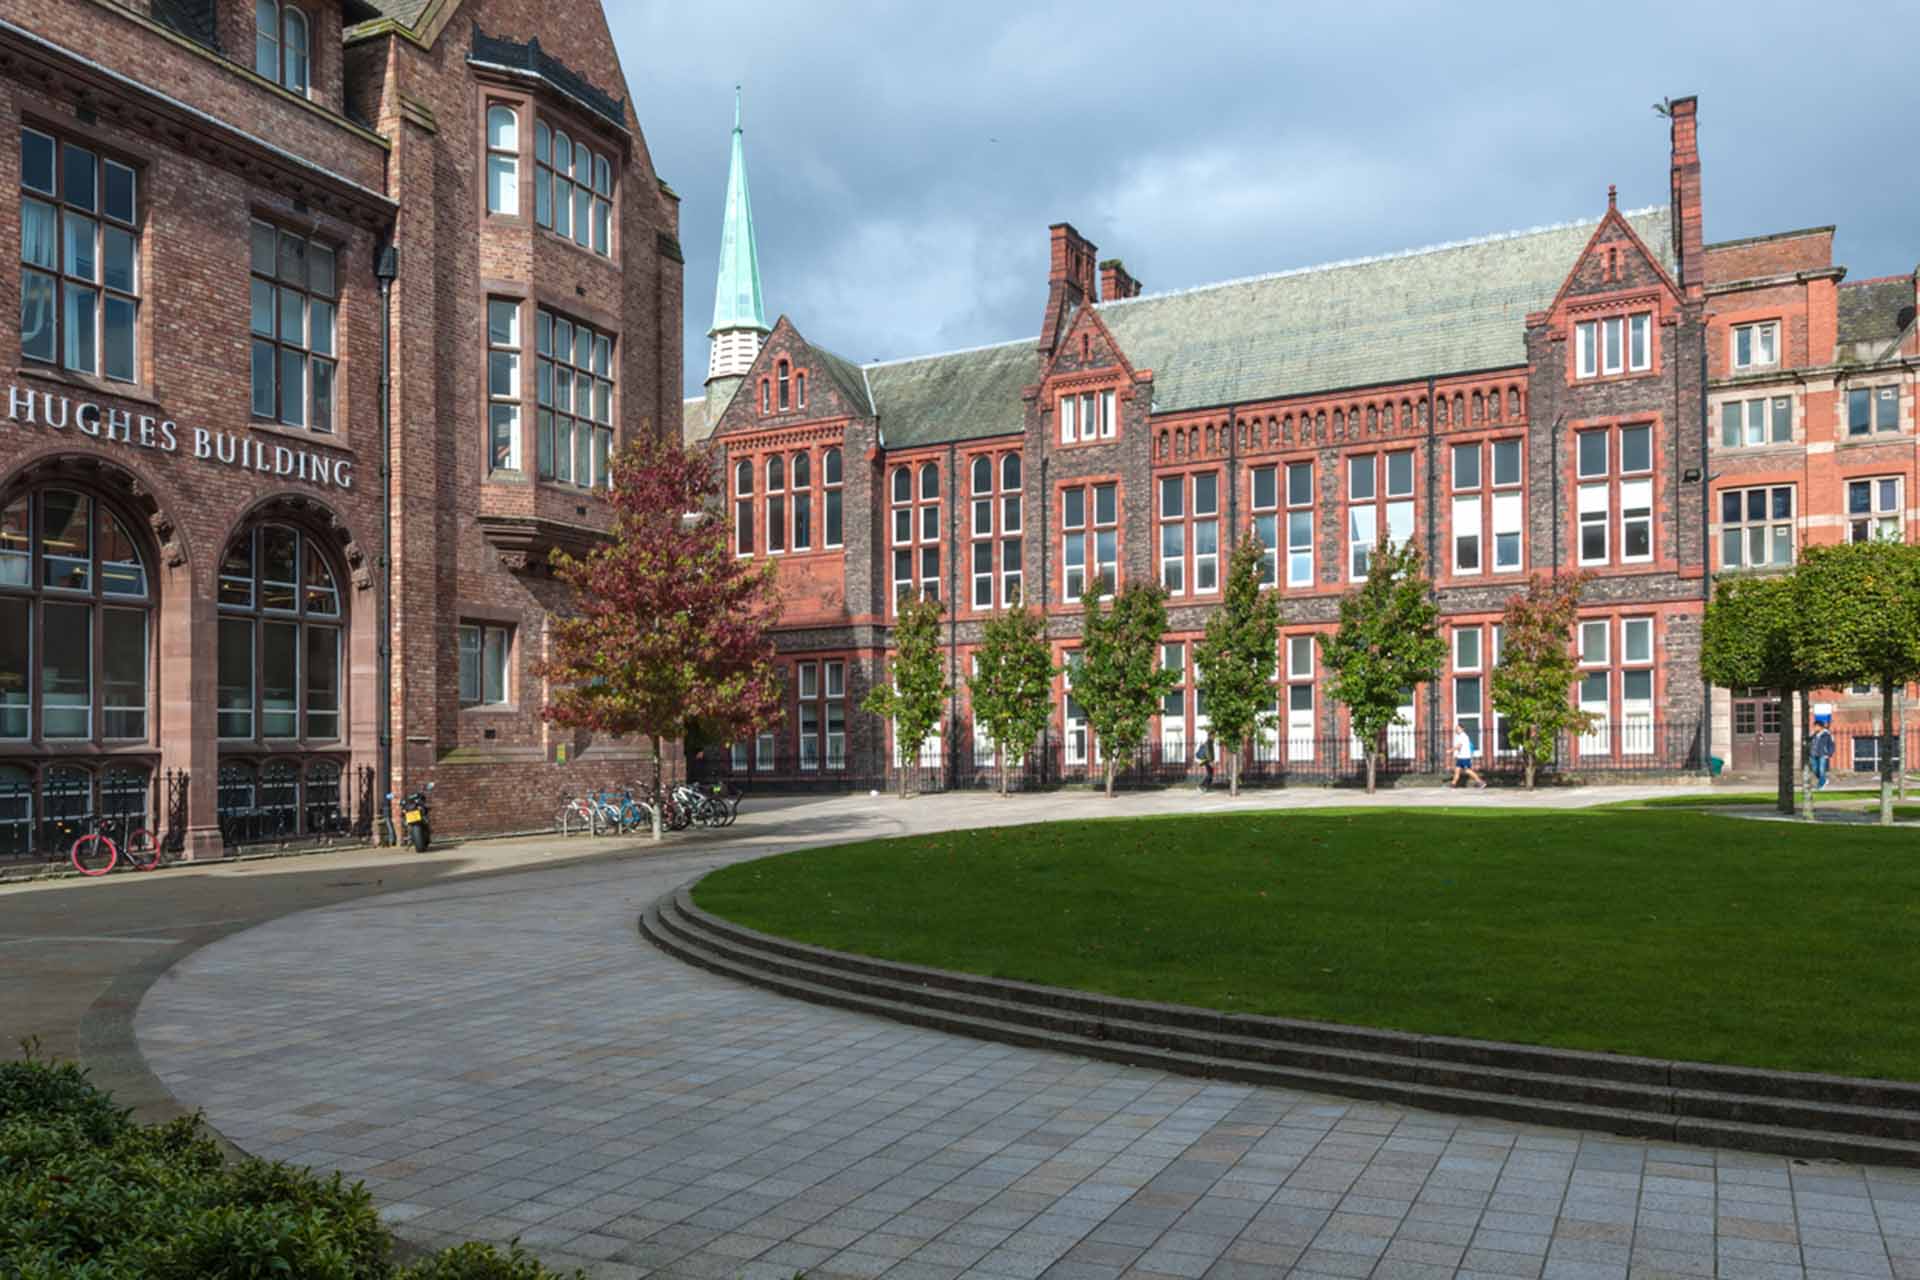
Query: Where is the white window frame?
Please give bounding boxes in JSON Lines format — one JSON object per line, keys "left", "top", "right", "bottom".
{"left": 457, "top": 622, "right": 512, "bottom": 707}
{"left": 1159, "top": 642, "right": 1187, "bottom": 760}
{"left": 1575, "top": 320, "right": 1597, "bottom": 379}
{"left": 486, "top": 105, "right": 520, "bottom": 215}
{"left": 1158, "top": 474, "right": 1185, "bottom": 596}
{"left": 1720, "top": 485, "right": 1795, "bottom": 570}
{"left": 1191, "top": 473, "right": 1219, "bottom": 594}
{"left": 1577, "top": 483, "right": 1609, "bottom": 566}
{"left": 1286, "top": 461, "right": 1314, "bottom": 588}
{"left": 1720, "top": 395, "right": 1792, "bottom": 448}
{"left": 1847, "top": 477, "right": 1904, "bottom": 544}
{"left": 1629, "top": 312, "right": 1651, "bottom": 371}
{"left": 485, "top": 299, "right": 521, "bottom": 473}
{"left": 1619, "top": 478, "right": 1653, "bottom": 564}
{"left": 1732, "top": 321, "right": 1779, "bottom": 371}
{"left": 1452, "top": 495, "right": 1482, "bottom": 575}
{"left": 1250, "top": 465, "right": 1278, "bottom": 589}
{"left": 1601, "top": 316, "right": 1624, "bottom": 375}
{"left": 1062, "top": 487, "right": 1086, "bottom": 603}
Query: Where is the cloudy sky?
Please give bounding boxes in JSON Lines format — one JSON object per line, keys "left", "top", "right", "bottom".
{"left": 617, "top": 1, "right": 1919, "bottom": 397}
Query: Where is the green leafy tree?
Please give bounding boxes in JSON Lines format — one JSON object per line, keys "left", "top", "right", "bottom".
{"left": 968, "top": 605, "right": 1057, "bottom": 795}
{"left": 864, "top": 591, "right": 951, "bottom": 798}
{"left": 1790, "top": 540, "right": 1920, "bottom": 825}
{"left": 1193, "top": 534, "right": 1283, "bottom": 796}
{"left": 540, "top": 435, "right": 782, "bottom": 839}
{"left": 1491, "top": 573, "right": 1599, "bottom": 792}
{"left": 1700, "top": 573, "right": 1807, "bottom": 816}
{"left": 1076, "top": 580, "right": 1179, "bottom": 797}
{"left": 1320, "top": 541, "right": 1446, "bottom": 794}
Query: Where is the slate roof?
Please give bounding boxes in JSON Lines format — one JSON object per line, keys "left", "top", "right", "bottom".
{"left": 863, "top": 340, "right": 1041, "bottom": 448}
{"left": 682, "top": 397, "right": 712, "bottom": 446}
{"left": 1098, "top": 207, "right": 1674, "bottom": 413}
{"left": 354, "top": 0, "right": 434, "bottom": 27}
{"left": 815, "top": 346, "right": 875, "bottom": 416}
{"left": 1836, "top": 277, "right": 1916, "bottom": 360}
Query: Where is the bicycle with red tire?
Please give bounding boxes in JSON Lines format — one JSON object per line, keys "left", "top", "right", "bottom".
{"left": 69, "top": 815, "right": 161, "bottom": 877}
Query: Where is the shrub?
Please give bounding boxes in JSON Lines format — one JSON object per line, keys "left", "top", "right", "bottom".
{"left": 0, "top": 1057, "right": 585, "bottom": 1279}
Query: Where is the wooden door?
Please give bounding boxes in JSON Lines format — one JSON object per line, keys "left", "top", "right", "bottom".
{"left": 1731, "top": 689, "right": 1781, "bottom": 772}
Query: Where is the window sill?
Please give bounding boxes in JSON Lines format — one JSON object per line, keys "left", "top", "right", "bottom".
{"left": 249, "top": 418, "right": 353, "bottom": 453}
{"left": 459, "top": 704, "right": 520, "bottom": 714}
{"left": 1571, "top": 369, "right": 1657, "bottom": 386}
{"left": 534, "top": 225, "right": 617, "bottom": 266}
{"left": 1838, "top": 432, "right": 1908, "bottom": 446}
{"left": 16, "top": 364, "right": 158, "bottom": 407}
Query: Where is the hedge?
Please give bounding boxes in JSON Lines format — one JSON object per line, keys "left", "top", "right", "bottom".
{"left": 0, "top": 1054, "right": 585, "bottom": 1279}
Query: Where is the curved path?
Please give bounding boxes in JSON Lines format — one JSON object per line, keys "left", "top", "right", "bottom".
{"left": 137, "top": 787, "right": 1920, "bottom": 1279}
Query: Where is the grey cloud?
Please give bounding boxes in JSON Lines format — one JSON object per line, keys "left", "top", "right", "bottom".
{"left": 618, "top": 0, "right": 1920, "bottom": 396}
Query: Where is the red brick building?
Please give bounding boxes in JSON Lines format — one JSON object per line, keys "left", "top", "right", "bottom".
{"left": 1, "top": 0, "right": 681, "bottom": 856}
{"left": 691, "top": 98, "right": 1918, "bottom": 788}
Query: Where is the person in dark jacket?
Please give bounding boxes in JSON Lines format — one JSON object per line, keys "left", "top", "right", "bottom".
{"left": 1195, "top": 733, "right": 1215, "bottom": 792}
{"left": 1809, "top": 718, "right": 1836, "bottom": 790}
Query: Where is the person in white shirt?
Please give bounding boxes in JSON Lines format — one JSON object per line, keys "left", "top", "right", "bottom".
{"left": 1450, "top": 722, "right": 1488, "bottom": 789}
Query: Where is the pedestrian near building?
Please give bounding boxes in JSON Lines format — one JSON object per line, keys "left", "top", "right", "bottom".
{"left": 1195, "top": 733, "right": 1215, "bottom": 792}
{"left": 1809, "top": 715, "right": 1836, "bottom": 791}
{"left": 1451, "top": 722, "right": 1488, "bottom": 790}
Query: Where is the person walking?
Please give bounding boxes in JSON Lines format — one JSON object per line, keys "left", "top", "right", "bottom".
{"left": 1451, "top": 722, "right": 1487, "bottom": 789}
{"left": 1195, "top": 732, "right": 1215, "bottom": 792}
{"left": 1809, "top": 716, "right": 1836, "bottom": 790}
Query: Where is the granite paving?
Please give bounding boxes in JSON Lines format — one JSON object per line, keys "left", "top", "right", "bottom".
{"left": 131, "top": 786, "right": 1920, "bottom": 1279}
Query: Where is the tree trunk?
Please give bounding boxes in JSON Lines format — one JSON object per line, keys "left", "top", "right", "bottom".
{"left": 998, "top": 744, "right": 1008, "bottom": 797}
{"left": 1524, "top": 755, "right": 1536, "bottom": 791}
{"left": 1776, "top": 685, "right": 1796, "bottom": 816}
{"left": 649, "top": 735, "right": 663, "bottom": 841}
{"left": 1365, "top": 745, "right": 1377, "bottom": 795}
{"left": 1798, "top": 689, "right": 1815, "bottom": 822}
{"left": 898, "top": 744, "right": 910, "bottom": 799}
{"left": 1229, "top": 749, "right": 1240, "bottom": 798}
{"left": 1881, "top": 683, "right": 1896, "bottom": 826}
{"left": 1104, "top": 754, "right": 1117, "bottom": 799}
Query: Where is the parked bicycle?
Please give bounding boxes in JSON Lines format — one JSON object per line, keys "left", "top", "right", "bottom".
{"left": 69, "top": 814, "right": 161, "bottom": 877}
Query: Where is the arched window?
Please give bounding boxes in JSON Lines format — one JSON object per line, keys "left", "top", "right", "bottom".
{"left": 891, "top": 467, "right": 910, "bottom": 504}
{"left": 0, "top": 487, "right": 153, "bottom": 744}
{"left": 971, "top": 456, "right": 992, "bottom": 495}
{"left": 919, "top": 463, "right": 939, "bottom": 500}
{"left": 254, "top": 1, "right": 309, "bottom": 95}
{"left": 777, "top": 361, "right": 791, "bottom": 411}
{"left": 760, "top": 379, "right": 770, "bottom": 413}
{"left": 733, "top": 460, "right": 754, "bottom": 555}
{"left": 796, "top": 372, "right": 807, "bottom": 411}
{"left": 1002, "top": 453, "right": 1021, "bottom": 491}
{"left": 486, "top": 106, "right": 519, "bottom": 215}
{"left": 216, "top": 523, "right": 343, "bottom": 744}
{"left": 791, "top": 453, "right": 811, "bottom": 551}
{"left": 765, "top": 456, "right": 785, "bottom": 554}
{"left": 822, "top": 448, "right": 843, "bottom": 548}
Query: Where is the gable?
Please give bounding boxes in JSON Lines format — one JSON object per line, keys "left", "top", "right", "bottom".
{"left": 1552, "top": 207, "right": 1680, "bottom": 310}
{"left": 1043, "top": 304, "right": 1137, "bottom": 386}
{"left": 713, "top": 319, "right": 873, "bottom": 436}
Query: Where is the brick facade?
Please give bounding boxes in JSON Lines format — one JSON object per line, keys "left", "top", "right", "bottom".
{"left": 706, "top": 96, "right": 1918, "bottom": 787}
{"left": 0, "top": 0, "right": 681, "bottom": 854}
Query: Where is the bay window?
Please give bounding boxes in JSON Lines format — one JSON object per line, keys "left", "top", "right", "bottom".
{"left": 485, "top": 105, "right": 519, "bottom": 215}
{"left": 533, "top": 120, "right": 614, "bottom": 256}
{"left": 535, "top": 309, "right": 614, "bottom": 489}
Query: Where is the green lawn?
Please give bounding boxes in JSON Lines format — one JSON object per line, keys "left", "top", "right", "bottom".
{"left": 1609, "top": 788, "right": 1882, "bottom": 808}
{"left": 696, "top": 809, "right": 1920, "bottom": 1080}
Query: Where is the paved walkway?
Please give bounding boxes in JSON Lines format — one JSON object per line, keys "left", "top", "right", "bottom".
{"left": 133, "top": 785, "right": 1920, "bottom": 1279}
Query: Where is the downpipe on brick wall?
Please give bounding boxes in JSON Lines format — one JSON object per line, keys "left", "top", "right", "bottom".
{"left": 375, "top": 243, "right": 398, "bottom": 846}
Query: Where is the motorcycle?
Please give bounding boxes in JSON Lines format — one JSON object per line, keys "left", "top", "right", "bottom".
{"left": 388, "top": 781, "right": 435, "bottom": 852}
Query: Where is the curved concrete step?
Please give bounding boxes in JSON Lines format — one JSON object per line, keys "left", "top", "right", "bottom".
{"left": 642, "top": 887, "right": 1920, "bottom": 1168}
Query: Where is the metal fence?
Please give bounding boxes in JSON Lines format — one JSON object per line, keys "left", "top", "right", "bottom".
{"left": 0, "top": 764, "right": 187, "bottom": 870}
{"left": 218, "top": 761, "right": 376, "bottom": 851}
{"left": 693, "top": 721, "right": 1710, "bottom": 795}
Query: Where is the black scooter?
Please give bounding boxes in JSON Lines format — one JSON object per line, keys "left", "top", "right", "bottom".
{"left": 388, "top": 781, "right": 435, "bottom": 852}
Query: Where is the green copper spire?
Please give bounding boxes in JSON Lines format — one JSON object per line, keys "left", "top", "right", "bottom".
{"left": 709, "top": 86, "right": 767, "bottom": 338}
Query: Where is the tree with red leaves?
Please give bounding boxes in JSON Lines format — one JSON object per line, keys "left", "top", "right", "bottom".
{"left": 538, "top": 434, "right": 782, "bottom": 838}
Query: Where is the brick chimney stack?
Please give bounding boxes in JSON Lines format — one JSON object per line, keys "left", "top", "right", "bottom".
{"left": 1668, "top": 95, "right": 1704, "bottom": 301}
{"left": 1039, "top": 222, "right": 1098, "bottom": 354}
{"left": 1099, "top": 258, "right": 1142, "bottom": 301}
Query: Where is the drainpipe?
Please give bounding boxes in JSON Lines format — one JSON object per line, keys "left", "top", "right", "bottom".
{"left": 1425, "top": 377, "right": 1439, "bottom": 768}
{"left": 374, "top": 243, "right": 398, "bottom": 844}
{"left": 1551, "top": 413, "right": 1562, "bottom": 575}
{"left": 946, "top": 441, "right": 957, "bottom": 790}
{"left": 1697, "top": 325, "right": 1712, "bottom": 773}
{"left": 1225, "top": 406, "right": 1239, "bottom": 553}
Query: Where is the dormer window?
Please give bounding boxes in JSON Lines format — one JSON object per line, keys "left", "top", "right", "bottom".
{"left": 1574, "top": 312, "right": 1651, "bottom": 379}
{"left": 485, "top": 106, "right": 519, "bottom": 215}
{"left": 1731, "top": 321, "right": 1778, "bottom": 371}
{"left": 1058, "top": 389, "right": 1116, "bottom": 444}
{"left": 254, "top": 0, "right": 309, "bottom": 97}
